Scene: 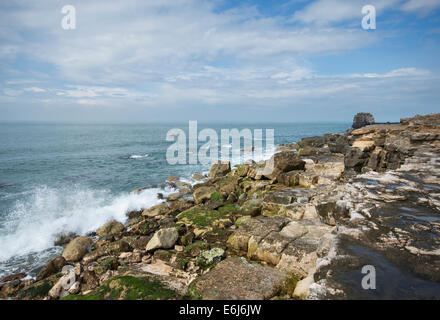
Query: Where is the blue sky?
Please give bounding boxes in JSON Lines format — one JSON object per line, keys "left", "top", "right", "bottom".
{"left": 0, "top": 0, "right": 439, "bottom": 122}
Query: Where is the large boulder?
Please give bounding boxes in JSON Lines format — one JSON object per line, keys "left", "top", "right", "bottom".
{"left": 142, "top": 203, "right": 171, "bottom": 217}
{"left": 96, "top": 220, "right": 124, "bottom": 237}
{"left": 146, "top": 228, "right": 179, "bottom": 251}
{"left": 208, "top": 161, "right": 231, "bottom": 178}
{"left": 36, "top": 256, "right": 66, "bottom": 281}
{"left": 62, "top": 236, "right": 92, "bottom": 262}
{"left": 192, "top": 186, "right": 218, "bottom": 204}
{"left": 352, "top": 112, "right": 375, "bottom": 129}
{"left": 260, "top": 151, "right": 305, "bottom": 180}
{"left": 189, "top": 256, "right": 290, "bottom": 300}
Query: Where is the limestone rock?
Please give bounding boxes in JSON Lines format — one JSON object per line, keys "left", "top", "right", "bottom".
{"left": 260, "top": 151, "right": 305, "bottom": 180}
{"left": 82, "top": 240, "right": 130, "bottom": 264}
{"left": 146, "top": 228, "right": 179, "bottom": 251}
{"left": 36, "top": 256, "right": 66, "bottom": 281}
{"left": 208, "top": 161, "right": 231, "bottom": 178}
{"left": 190, "top": 256, "right": 289, "bottom": 300}
{"left": 192, "top": 186, "right": 218, "bottom": 204}
{"left": 62, "top": 236, "right": 92, "bottom": 262}
{"left": 192, "top": 173, "right": 205, "bottom": 180}
{"left": 96, "top": 220, "right": 124, "bottom": 237}
{"left": 142, "top": 203, "right": 170, "bottom": 217}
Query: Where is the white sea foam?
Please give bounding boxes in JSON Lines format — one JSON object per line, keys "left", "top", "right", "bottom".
{"left": 129, "top": 154, "right": 149, "bottom": 159}
{"left": 0, "top": 184, "right": 168, "bottom": 263}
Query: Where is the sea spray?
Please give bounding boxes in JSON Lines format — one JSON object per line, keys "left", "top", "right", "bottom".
{"left": 0, "top": 184, "right": 171, "bottom": 265}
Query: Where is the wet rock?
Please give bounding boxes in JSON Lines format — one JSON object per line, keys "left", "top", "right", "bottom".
{"left": 96, "top": 220, "right": 124, "bottom": 237}
{"left": 1, "top": 273, "right": 26, "bottom": 282}
{"left": 62, "top": 236, "right": 92, "bottom": 262}
{"left": 54, "top": 232, "right": 78, "bottom": 246}
{"left": 0, "top": 279, "right": 23, "bottom": 298}
{"left": 37, "top": 256, "right": 66, "bottom": 281}
{"left": 192, "top": 173, "right": 205, "bottom": 180}
{"left": 146, "top": 228, "right": 179, "bottom": 251}
{"left": 18, "top": 273, "right": 62, "bottom": 300}
{"left": 142, "top": 203, "right": 171, "bottom": 217}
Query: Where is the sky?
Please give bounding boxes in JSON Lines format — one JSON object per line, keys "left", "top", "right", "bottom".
{"left": 0, "top": 0, "right": 439, "bottom": 123}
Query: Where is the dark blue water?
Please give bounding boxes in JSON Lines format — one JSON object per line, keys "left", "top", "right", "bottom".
{"left": 0, "top": 122, "right": 348, "bottom": 278}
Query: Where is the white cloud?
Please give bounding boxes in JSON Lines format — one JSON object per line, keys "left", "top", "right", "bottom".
{"left": 362, "top": 68, "right": 430, "bottom": 78}
{"left": 401, "top": 0, "right": 440, "bottom": 15}
{"left": 0, "top": 1, "right": 438, "bottom": 121}
{"left": 3, "top": 88, "right": 21, "bottom": 96}
{"left": 0, "top": 0, "right": 379, "bottom": 87}
{"left": 24, "top": 87, "right": 46, "bottom": 93}
{"left": 291, "top": 0, "right": 401, "bottom": 25}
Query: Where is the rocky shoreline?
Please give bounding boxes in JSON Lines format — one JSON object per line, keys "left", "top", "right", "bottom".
{"left": 1, "top": 113, "right": 439, "bottom": 300}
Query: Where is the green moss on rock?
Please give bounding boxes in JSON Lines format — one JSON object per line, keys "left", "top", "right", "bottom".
{"left": 64, "top": 276, "right": 178, "bottom": 300}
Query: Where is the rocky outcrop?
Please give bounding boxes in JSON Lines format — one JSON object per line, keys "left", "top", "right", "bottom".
{"left": 3, "top": 112, "right": 439, "bottom": 301}
{"left": 352, "top": 112, "right": 375, "bottom": 129}
{"left": 208, "top": 161, "right": 231, "bottom": 178}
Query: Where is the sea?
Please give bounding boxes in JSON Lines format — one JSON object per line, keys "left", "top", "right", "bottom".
{"left": 0, "top": 122, "right": 349, "bottom": 279}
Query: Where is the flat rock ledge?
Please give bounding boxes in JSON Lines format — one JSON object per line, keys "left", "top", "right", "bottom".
{"left": 190, "top": 257, "right": 290, "bottom": 300}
